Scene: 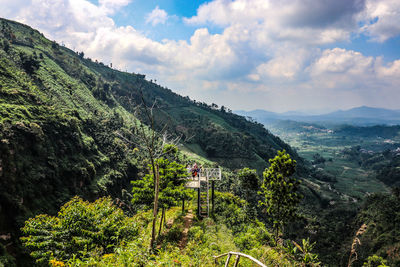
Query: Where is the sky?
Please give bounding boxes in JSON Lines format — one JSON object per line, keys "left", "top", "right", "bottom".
{"left": 1, "top": 0, "right": 400, "bottom": 113}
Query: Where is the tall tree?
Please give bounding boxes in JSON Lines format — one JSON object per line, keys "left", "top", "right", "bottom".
{"left": 238, "top": 168, "right": 260, "bottom": 210}
{"left": 117, "top": 90, "right": 182, "bottom": 250}
{"left": 259, "top": 150, "right": 302, "bottom": 242}
{"left": 238, "top": 168, "right": 259, "bottom": 198}
{"left": 131, "top": 157, "right": 192, "bottom": 236}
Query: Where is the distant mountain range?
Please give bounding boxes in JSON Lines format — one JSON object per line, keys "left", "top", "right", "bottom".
{"left": 236, "top": 106, "right": 400, "bottom": 126}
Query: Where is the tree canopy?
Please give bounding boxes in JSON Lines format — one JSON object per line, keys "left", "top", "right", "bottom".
{"left": 20, "top": 197, "right": 137, "bottom": 264}
{"left": 259, "top": 150, "right": 302, "bottom": 241}
{"left": 131, "top": 157, "right": 192, "bottom": 210}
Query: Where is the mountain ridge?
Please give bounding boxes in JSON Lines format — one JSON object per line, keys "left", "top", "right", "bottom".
{"left": 236, "top": 106, "right": 400, "bottom": 126}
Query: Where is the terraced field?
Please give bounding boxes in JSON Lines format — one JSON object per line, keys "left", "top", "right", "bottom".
{"left": 267, "top": 123, "right": 395, "bottom": 200}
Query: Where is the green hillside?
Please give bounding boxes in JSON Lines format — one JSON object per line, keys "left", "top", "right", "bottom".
{"left": 0, "top": 17, "right": 305, "bottom": 256}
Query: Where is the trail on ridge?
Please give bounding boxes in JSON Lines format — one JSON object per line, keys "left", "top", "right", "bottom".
{"left": 179, "top": 210, "right": 194, "bottom": 250}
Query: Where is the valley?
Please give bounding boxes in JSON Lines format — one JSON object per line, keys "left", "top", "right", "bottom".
{"left": 267, "top": 121, "right": 398, "bottom": 200}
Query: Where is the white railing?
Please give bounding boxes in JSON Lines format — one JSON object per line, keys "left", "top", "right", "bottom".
{"left": 205, "top": 168, "right": 221, "bottom": 181}
{"left": 214, "top": 251, "right": 267, "bottom": 267}
{"left": 185, "top": 168, "right": 221, "bottom": 182}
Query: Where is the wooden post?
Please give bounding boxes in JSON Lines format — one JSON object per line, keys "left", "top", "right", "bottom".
{"left": 182, "top": 199, "right": 185, "bottom": 213}
{"left": 225, "top": 253, "right": 232, "bottom": 267}
{"left": 158, "top": 208, "right": 164, "bottom": 236}
{"left": 197, "top": 187, "right": 200, "bottom": 217}
{"left": 233, "top": 255, "right": 241, "bottom": 267}
{"left": 212, "top": 180, "right": 215, "bottom": 215}
{"left": 214, "top": 252, "right": 267, "bottom": 267}
{"left": 150, "top": 163, "right": 160, "bottom": 250}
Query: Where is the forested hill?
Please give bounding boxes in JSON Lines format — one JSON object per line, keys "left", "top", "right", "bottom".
{"left": 0, "top": 18, "right": 302, "bottom": 237}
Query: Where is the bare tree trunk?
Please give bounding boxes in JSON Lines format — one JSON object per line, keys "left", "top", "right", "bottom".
{"left": 158, "top": 208, "right": 164, "bottom": 237}
{"left": 150, "top": 162, "right": 160, "bottom": 250}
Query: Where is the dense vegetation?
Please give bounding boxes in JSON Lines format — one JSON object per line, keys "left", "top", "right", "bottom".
{"left": 265, "top": 119, "right": 400, "bottom": 266}
{"left": 19, "top": 189, "right": 320, "bottom": 266}
{"left": 0, "top": 18, "right": 310, "bottom": 266}
{"left": 352, "top": 191, "right": 400, "bottom": 266}
{"left": 20, "top": 197, "right": 138, "bottom": 264}
{"left": 1, "top": 17, "right": 399, "bottom": 267}
{"left": 342, "top": 146, "right": 400, "bottom": 187}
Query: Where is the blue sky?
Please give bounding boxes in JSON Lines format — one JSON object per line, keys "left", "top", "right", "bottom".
{"left": 324, "top": 34, "right": 400, "bottom": 63}
{"left": 1, "top": 0, "right": 400, "bottom": 112}
{"left": 88, "top": 0, "right": 216, "bottom": 41}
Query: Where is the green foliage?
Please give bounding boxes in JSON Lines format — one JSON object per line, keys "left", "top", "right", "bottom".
{"left": 20, "top": 196, "right": 137, "bottom": 264}
{"left": 130, "top": 173, "right": 154, "bottom": 210}
{"left": 259, "top": 150, "right": 302, "bottom": 241}
{"left": 62, "top": 198, "right": 306, "bottom": 267}
{"left": 213, "top": 191, "right": 274, "bottom": 249}
{"left": 286, "top": 238, "right": 320, "bottom": 266}
{"left": 376, "top": 155, "right": 400, "bottom": 187}
{"left": 213, "top": 191, "right": 251, "bottom": 233}
{"left": 131, "top": 158, "right": 192, "bottom": 210}
{"left": 363, "top": 255, "right": 388, "bottom": 267}
{"left": 19, "top": 52, "right": 40, "bottom": 75}
{"left": 312, "top": 153, "right": 326, "bottom": 165}
{"left": 164, "top": 224, "right": 182, "bottom": 244}
{"left": 238, "top": 168, "right": 260, "bottom": 207}
{"left": 352, "top": 192, "right": 400, "bottom": 266}
{"left": 0, "top": 21, "right": 139, "bottom": 260}
{"left": 162, "top": 144, "right": 178, "bottom": 156}
{"left": 0, "top": 243, "right": 16, "bottom": 267}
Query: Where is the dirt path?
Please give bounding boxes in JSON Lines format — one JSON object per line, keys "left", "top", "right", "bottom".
{"left": 179, "top": 210, "right": 194, "bottom": 250}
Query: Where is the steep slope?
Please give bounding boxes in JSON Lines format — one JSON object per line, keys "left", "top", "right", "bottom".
{"left": 0, "top": 18, "right": 304, "bottom": 237}
{"left": 0, "top": 18, "right": 140, "bottom": 238}
{"left": 81, "top": 53, "right": 301, "bottom": 173}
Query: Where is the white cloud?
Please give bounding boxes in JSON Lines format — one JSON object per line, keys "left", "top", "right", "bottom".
{"left": 377, "top": 59, "right": 400, "bottom": 77}
{"left": 253, "top": 47, "right": 314, "bottom": 80}
{"left": 145, "top": 6, "right": 168, "bottom": 26}
{"left": 310, "top": 48, "right": 374, "bottom": 76}
{"left": 0, "top": 0, "right": 399, "bottom": 111}
{"left": 184, "top": 0, "right": 363, "bottom": 45}
{"left": 359, "top": 0, "right": 400, "bottom": 42}
{"left": 98, "top": 0, "right": 132, "bottom": 14}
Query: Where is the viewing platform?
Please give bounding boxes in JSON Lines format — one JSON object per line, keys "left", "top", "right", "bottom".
{"left": 185, "top": 168, "right": 221, "bottom": 188}
{"left": 185, "top": 168, "right": 221, "bottom": 217}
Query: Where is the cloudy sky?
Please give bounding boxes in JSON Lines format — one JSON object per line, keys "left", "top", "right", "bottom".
{"left": 1, "top": 0, "right": 400, "bottom": 112}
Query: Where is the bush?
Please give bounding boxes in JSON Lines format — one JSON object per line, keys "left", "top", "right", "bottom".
{"left": 0, "top": 243, "right": 16, "bottom": 267}
{"left": 188, "top": 226, "right": 205, "bottom": 243}
{"left": 20, "top": 196, "right": 138, "bottom": 264}
{"left": 165, "top": 224, "right": 182, "bottom": 243}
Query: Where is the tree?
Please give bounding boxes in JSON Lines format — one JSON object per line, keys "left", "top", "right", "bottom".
{"left": 259, "top": 150, "right": 302, "bottom": 242}
{"left": 238, "top": 168, "right": 259, "bottom": 207}
{"left": 131, "top": 157, "right": 192, "bottom": 236}
{"left": 116, "top": 90, "right": 184, "bottom": 250}
{"left": 20, "top": 197, "right": 137, "bottom": 265}
{"left": 20, "top": 52, "right": 40, "bottom": 75}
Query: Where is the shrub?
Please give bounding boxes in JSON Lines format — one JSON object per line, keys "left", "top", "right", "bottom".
{"left": 20, "top": 196, "right": 138, "bottom": 264}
